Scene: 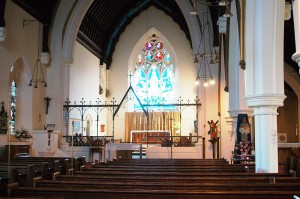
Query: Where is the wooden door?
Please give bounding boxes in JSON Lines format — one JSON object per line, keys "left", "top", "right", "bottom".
{"left": 277, "top": 83, "right": 298, "bottom": 163}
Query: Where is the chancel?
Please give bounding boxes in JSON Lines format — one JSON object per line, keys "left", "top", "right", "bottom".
{"left": 1, "top": 0, "right": 300, "bottom": 198}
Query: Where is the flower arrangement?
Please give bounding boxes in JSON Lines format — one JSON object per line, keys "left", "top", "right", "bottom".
{"left": 15, "top": 129, "right": 32, "bottom": 139}
{"left": 239, "top": 141, "right": 251, "bottom": 155}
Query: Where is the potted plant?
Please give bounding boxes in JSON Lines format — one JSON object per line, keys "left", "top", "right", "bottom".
{"left": 15, "top": 129, "right": 32, "bottom": 141}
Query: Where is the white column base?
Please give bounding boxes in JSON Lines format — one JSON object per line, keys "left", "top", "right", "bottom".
{"left": 245, "top": 94, "right": 286, "bottom": 173}
{"left": 253, "top": 106, "right": 279, "bottom": 173}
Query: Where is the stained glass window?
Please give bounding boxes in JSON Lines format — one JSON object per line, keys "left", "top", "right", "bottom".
{"left": 10, "top": 79, "right": 16, "bottom": 133}
{"left": 132, "top": 34, "right": 174, "bottom": 110}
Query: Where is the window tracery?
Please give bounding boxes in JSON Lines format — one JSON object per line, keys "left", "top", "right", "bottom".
{"left": 132, "top": 34, "right": 175, "bottom": 110}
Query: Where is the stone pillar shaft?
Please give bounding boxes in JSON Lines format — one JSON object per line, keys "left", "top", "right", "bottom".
{"left": 292, "top": 0, "right": 300, "bottom": 71}
{"left": 245, "top": 0, "right": 286, "bottom": 173}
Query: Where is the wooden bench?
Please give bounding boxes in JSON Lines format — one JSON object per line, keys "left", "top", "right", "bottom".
{"left": 0, "top": 156, "right": 86, "bottom": 172}
{"left": 11, "top": 186, "right": 300, "bottom": 198}
{"left": 36, "top": 179, "right": 300, "bottom": 191}
{"left": 10, "top": 158, "right": 300, "bottom": 199}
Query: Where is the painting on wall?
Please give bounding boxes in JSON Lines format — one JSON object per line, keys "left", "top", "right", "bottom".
{"left": 72, "top": 120, "right": 80, "bottom": 133}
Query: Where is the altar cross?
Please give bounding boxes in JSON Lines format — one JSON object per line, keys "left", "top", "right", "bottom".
{"left": 128, "top": 72, "right": 133, "bottom": 86}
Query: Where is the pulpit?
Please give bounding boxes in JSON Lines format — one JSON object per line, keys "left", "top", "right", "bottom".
{"left": 32, "top": 130, "right": 59, "bottom": 156}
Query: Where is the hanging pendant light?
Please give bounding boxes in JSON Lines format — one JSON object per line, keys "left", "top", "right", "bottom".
{"left": 223, "top": 5, "right": 233, "bottom": 17}
{"left": 28, "top": 22, "right": 47, "bottom": 88}
{"left": 209, "top": 77, "right": 215, "bottom": 85}
{"left": 190, "top": 2, "right": 198, "bottom": 15}
{"left": 209, "top": 54, "right": 215, "bottom": 64}
{"left": 194, "top": 76, "right": 200, "bottom": 86}
{"left": 219, "top": 0, "right": 231, "bottom": 6}
{"left": 193, "top": 54, "right": 199, "bottom": 63}
{"left": 215, "top": 52, "right": 220, "bottom": 63}
{"left": 203, "top": 80, "right": 209, "bottom": 87}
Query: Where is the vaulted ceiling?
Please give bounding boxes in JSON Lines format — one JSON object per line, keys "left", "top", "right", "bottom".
{"left": 77, "top": 0, "right": 193, "bottom": 67}
{"left": 9, "top": 0, "right": 299, "bottom": 73}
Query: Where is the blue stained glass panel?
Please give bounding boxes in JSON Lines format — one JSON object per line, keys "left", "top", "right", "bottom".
{"left": 133, "top": 36, "right": 175, "bottom": 110}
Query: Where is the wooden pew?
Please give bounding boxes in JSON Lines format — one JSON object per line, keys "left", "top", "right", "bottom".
{"left": 10, "top": 158, "right": 300, "bottom": 199}
{"left": 0, "top": 177, "right": 9, "bottom": 197}
{"left": 11, "top": 186, "right": 300, "bottom": 199}
{"left": 0, "top": 157, "right": 75, "bottom": 187}
{"left": 0, "top": 157, "right": 74, "bottom": 174}
{"left": 36, "top": 179, "right": 300, "bottom": 192}
{"left": 56, "top": 173, "right": 299, "bottom": 183}
{"left": 102, "top": 158, "right": 230, "bottom": 166}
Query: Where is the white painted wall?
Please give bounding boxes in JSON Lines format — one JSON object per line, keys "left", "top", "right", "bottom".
{"left": 68, "top": 41, "right": 101, "bottom": 136}
{"left": 0, "top": 1, "right": 42, "bottom": 132}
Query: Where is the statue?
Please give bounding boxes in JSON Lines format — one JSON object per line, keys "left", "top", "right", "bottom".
{"left": 236, "top": 114, "right": 251, "bottom": 144}
{"left": 207, "top": 120, "right": 219, "bottom": 142}
{"left": 237, "top": 114, "right": 251, "bottom": 144}
{"left": 239, "top": 117, "right": 250, "bottom": 143}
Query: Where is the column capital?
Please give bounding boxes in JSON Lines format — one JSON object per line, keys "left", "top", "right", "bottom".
{"left": 41, "top": 52, "right": 51, "bottom": 65}
{"left": 62, "top": 57, "right": 74, "bottom": 65}
{"left": 225, "top": 117, "right": 234, "bottom": 125}
{"left": 245, "top": 94, "right": 286, "bottom": 107}
{"left": 228, "top": 109, "right": 253, "bottom": 118}
{"left": 292, "top": 52, "right": 300, "bottom": 67}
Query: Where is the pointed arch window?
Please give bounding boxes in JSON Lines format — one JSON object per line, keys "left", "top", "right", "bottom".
{"left": 10, "top": 79, "right": 17, "bottom": 133}
{"left": 132, "top": 34, "right": 175, "bottom": 111}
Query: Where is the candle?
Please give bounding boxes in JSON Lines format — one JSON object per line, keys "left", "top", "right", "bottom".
{"left": 134, "top": 117, "right": 136, "bottom": 130}
{"left": 158, "top": 116, "right": 160, "bottom": 130}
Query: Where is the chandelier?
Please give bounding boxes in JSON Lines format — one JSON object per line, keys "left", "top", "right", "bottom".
{"left": 193, "top": 11, "right": 218, "bottom": 87}
{"left": 28, "top": 22, "right": 47, "bottom": 88}
{"left": 190, "top": 0, "right": 233, "bottom": 17}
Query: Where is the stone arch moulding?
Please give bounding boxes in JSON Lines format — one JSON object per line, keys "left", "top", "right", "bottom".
{"left": 62, "top": 0, "right": 93, "bottom": 65}
{"left": 9, "top": 57, "right": 32, "bottom": 86}
{"left": 175, "top": 0, "right": 202, "bottom": 54}
{"left": 8, "top": 57, "right": 33, "bottom": 132}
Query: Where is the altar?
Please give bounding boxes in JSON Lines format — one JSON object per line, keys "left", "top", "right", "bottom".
{"left": 131, "top": 130, "right": 171, "bottom": 144}
{"left": 105, "top": 143, "right": 142, "bottom": 161}
{"left": 146, "top": 146, "right": 202, "bottom": 159}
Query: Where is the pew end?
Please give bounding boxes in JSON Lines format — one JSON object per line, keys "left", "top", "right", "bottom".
{"left": 7, "top": 182, "right": 18, "bottom": 197}
{"left": 52, "top": 172, "right": 61, "bottom": 181}
{"left": 33, "top": 176, "right": 42, "bottom": 188}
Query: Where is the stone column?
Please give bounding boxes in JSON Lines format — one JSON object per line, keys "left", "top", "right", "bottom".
{"left": 245, "top": 0, "right": 286, "bottom": 173}
{"left": 0, "top": 0, "right": 6, "bottom": 42}
{"left": 292, "top": 0, "right": 300, "bottom": 72}
{"left": 227, "top": 0, "right": 253, "bottom": 145}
